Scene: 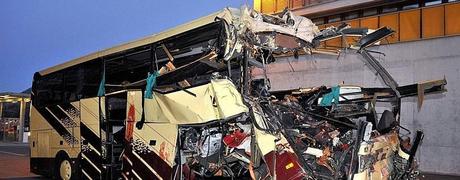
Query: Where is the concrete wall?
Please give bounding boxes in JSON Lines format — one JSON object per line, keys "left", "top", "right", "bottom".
{"left": 257, "top": 36, "right": 460, "bottom": 175}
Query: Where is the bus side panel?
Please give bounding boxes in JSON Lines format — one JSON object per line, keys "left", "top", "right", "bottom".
{"left": 30, "top": 102, "right": 81, "bottom": 177}
{"left": 80, "top": 97, "right": 104, "bottom": 179}
{"left": 122, "top": 91, "right": 177, "bottom": 180}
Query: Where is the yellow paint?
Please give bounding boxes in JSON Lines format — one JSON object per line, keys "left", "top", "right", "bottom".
{"left": 30, "top": 105, "right": 81, "bottom": 158}
{"left": 285, "top": 162, "right": 294, "bottom": 170}
{"left": 253, "top": 0, "right": 261, "bottom": 12}
{"left": 80, "top": 97, "right": 104, "bottom": 135}
{"left": 422, "top": 6, "right": 445, "bottom": 38}
{"left": 143, "top": 79, "right": 248, "bottom": 125}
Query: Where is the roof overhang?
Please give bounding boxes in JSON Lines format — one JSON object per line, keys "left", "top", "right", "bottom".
{"left": 0, "top": 92, "right": 31, "bottom": 103}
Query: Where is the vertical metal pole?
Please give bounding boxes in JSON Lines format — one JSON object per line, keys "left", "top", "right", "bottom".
{"left": 0, "top": 102, "right": 3, "bottom": 141}
{"left": 154, "top": 45, "right": 159, "bottom": 71}
{"left": 0, "top": 102, "right": 3, "bottom": 119}
{"left": 241, "top": 49, "right": 249, "bottom": 95}
{"left": 18, "top": 98, "right": 25, "bottom": 142}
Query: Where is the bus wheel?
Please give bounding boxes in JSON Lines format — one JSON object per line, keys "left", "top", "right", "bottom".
{"left": 57, "top": 157, "right": 72, "bottom": 180}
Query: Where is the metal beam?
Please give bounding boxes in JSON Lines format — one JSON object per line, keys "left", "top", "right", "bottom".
{"left": 359, "top": 50, "right": 400, "bottom": 97}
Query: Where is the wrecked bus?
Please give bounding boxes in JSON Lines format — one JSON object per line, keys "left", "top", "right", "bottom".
{"left": 30, "top": 7, "right": 446, "bottom": 180}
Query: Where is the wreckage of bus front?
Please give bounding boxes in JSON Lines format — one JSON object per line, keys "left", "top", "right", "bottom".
{"left": 124, "top": 7, "right": 446, "bottom": 180}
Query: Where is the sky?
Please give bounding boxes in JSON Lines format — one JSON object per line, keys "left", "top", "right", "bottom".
{"left": 0, "top": 0, "right": 249, "bottom": 92}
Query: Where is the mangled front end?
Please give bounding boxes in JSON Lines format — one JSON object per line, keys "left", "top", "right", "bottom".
{"left": 216, "top": 7, "right": 447, "bottom": 180}
{"left": 128, "top": 7, "right": 447, "bottom": 180}
{"left": 249, "top": 79, "right": 445, "bottom": 179}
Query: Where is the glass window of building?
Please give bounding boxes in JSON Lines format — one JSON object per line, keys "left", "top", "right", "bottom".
{"left": 425, "top": 0, "right": 442, "bottom": 6}
{"left": 328, "top": 15, "right": 341, "bottom": 23}
{"left": 363, "top": 8, "right": 378, "bottom": 16}
{"left": 345, "top": 12, "right": 359, "bottom": 20}
{"left": 402, "top": 2, "right": 419, "bottom": 10}
{"left": 382, "top": 6, "right": 398, "bottom": 13}
{"left": 312, "top": 17, "right": 325, "bottom": 25}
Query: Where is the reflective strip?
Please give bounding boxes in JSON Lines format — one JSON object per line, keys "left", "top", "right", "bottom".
{"left": 132, "top": 150, "right": 163, "bottom": 180}
{"left": 123, "top": 154, "right": 133, "bottom": 165}
{"left": 132, "top": 169, "right": 142, "bottom": 180}
{"left": 82, "top": 169, "right": 93, "bottom": 180}
{"left": 89, "top": 144, "right": 101, "bottom": 156}
{"left": 122, "top": 172, "right": 129, "bottom": 180}
{"left": 82, "top": 154, "right": 102, "bottom": 173}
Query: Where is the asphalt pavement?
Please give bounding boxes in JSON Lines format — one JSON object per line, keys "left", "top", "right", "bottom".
{"left": 0, "top": 142, "right": 29, "bottom": 156}
{"left": 0, "top": 142, "right": 459, "bottom": 180}
{"left": 0, "top": 142, "right": 41, "bottom": 179}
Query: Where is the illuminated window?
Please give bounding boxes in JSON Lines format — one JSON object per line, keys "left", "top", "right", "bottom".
{"left": 422, "top": 6, "right": 445, "bottom": 38}
{"left": 276, "top": 0, "right": 288, "bottom": 12}
{"left": 261, "top": 0, "right": 275, "bottom": 14}
{"left": 400, "top": 10, "right": 421, "bottom": 41}
{"left": 446, "top": 2, "right": 460, "bottom": 35}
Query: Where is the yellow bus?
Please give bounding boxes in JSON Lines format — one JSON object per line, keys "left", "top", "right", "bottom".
{"left": 30, "top": 7, "right": 445, "bottom": 180}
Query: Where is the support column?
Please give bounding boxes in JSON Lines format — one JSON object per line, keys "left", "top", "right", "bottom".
{"left": 0, "top": 102, "right": 3, "bottom": 141}
{"left": 18, "top": 98, "right": 26, "bottom": 142}
{"left": 0, "top": 102, "right": 3, "bottom": 119}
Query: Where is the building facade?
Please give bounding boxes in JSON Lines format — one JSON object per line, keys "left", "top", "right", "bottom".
{"left": 253, "top": 0, "right": 460, "bottom": 176}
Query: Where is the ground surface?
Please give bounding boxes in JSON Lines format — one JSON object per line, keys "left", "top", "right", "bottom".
{"left": 0, "top": 142, "right": 40, "bottom": 179}
{"left": 0, "top": 142, "right": 458, "bottom": 180}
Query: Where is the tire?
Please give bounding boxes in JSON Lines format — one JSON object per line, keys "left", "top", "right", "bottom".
{"left": 55, "top": 155, "right": 72, "bottom": 180}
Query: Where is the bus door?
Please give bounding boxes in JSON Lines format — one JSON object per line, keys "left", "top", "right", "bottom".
{"left": 103, "top": 90, "right": 128, "bottom": 179}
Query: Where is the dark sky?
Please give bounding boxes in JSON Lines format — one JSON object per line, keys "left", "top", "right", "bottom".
{"left": 0, "top": 0, "right": 248, "bottom": 92}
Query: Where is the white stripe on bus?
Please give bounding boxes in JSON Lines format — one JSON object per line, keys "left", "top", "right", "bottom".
{"left": 81, "top": 169, "right": 93, "bottom": 180}
{"left": 82, "top": 154, "right": 102, "bottom": 173}
{"left": 132, "top": 150, "right": 163, "bottom": 180}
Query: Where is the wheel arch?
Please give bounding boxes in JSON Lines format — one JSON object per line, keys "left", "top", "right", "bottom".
{"left": 55, "top": 150, "right": 71, "bottom": 160}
